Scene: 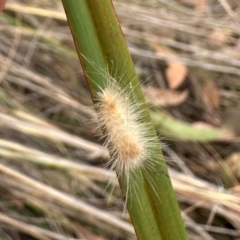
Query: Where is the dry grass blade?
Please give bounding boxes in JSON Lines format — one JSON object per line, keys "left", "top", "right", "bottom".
{"left": 0, "top": 213, "right": 80, "bottom": 240}
{"left": 0, "top": 138, "right": 114, "bottom": 181}
{"left": 0, "top": 112, "right": 108, "bottom": 159}
{"left": 0, "top": 164, "right": 134, "bottom": 236}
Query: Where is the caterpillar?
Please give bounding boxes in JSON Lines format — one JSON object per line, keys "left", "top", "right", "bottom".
{"left": 84, "top": 55, "right": 161, "bottom": 202}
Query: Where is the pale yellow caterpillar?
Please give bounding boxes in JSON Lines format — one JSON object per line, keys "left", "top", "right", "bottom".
{"left": 84, "top": 56, "right": 161, "bottom": 202}
{"left": 94, "top": 81, "right": 161, "bottom": 200}
{"left": 96, "top": 82, "right": 149, "bottom": 174}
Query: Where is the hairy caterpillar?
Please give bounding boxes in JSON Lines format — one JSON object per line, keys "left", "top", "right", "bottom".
{"left": 84, "top": 56, "right": 162, "bottom": 202}
{"left": 96, "top": 82, "right": 150, "bottom": 174}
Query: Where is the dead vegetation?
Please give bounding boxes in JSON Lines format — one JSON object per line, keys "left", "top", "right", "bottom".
{"left": 1, "top": 0, "right": 240, "bottom": 239}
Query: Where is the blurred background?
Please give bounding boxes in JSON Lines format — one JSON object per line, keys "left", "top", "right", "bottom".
{"left": 0, "top": 0, "right": 240, "bottom": 239}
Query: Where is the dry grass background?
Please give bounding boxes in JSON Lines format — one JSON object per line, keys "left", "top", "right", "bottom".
{"left": 1, "top": 0, "right": 240, "bottom": 239}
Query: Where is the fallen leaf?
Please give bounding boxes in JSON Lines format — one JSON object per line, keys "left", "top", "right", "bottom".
{"left": 166, "top": 61, "right": 188, "bottom": 89}
{"left": 143, "top": 86, "right": 189, "bottom": 107}
{"left": 151, "top": 42, "right": 188, "bottom": 89}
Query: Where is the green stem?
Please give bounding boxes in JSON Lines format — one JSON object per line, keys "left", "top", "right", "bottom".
{"left": 61, "top": 0, "right": 188, "bottom": 239}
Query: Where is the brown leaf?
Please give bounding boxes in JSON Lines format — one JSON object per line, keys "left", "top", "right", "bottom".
{"left": 143, "top": 86, "right": 189, "bottom": 107}
{"left": 166, "top": 62, "right": 188, "bottom": 89}
{"left": 150, "top": 42, "right": 188, "bottom": 89}
{"left": 203, "top": 81, "right": 220, "bottom": 109}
